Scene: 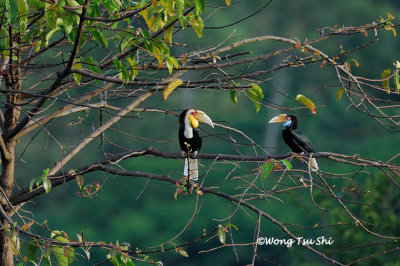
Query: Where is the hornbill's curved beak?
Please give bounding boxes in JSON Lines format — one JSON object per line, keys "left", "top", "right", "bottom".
{"left": 268, "top": 114, "right": 288, "bottom": 123}
{"left": 190, "top": 110, "right": 214, "bottom": 128}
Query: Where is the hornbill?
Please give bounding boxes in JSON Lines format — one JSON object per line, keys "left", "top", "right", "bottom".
{"left": 269, "top": 114, "right": 319, "bottom": 171}
{"left": 179, "top": 108, "right": 214, "bottom": 180}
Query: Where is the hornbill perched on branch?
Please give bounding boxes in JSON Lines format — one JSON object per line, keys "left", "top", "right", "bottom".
{"left": 179, "top": 109, "right": 214, "bottom": 180}
{"left": 269, "top": 114, "right": 319, "bottom": 171}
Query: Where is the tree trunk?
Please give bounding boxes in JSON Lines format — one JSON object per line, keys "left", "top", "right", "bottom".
{"left": 0, "top": 140, "right": 16, "bottom": 266}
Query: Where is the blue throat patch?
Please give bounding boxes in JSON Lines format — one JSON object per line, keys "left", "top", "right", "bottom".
{"left": 283, "top": 120, "right": 292, "bottom": 128}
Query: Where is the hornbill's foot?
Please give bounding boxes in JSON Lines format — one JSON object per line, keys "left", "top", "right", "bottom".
{"left": 180, "top": 151, "right": 185, "bottom": 157}
{"left": 192, "top": 151, "right": 198, "bottom": 158}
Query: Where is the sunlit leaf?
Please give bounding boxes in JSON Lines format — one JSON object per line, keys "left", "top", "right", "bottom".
{"left": 336, "top": 87, "right": 344, "bottom": 101}
{"left": 296, "top": 94, "right": 316, "bottom": 115}
{"left": 43, "top": 178, "right": 52, "bottom": 193}
{"left": 75, "top": 175, "right": 83, "bottom": 188}
{"left": 350, "top": 59, "right": 359, "bottom": 67}
{"left": 246, "top": 90, "right": 261, "bottom": 113}
{"left": 163, "top": 78, "right": 183, "bottom": 101}
{"left": 178, "top": 249, "right": 189, "bottom": 257}
{"left": 176, "top": 0, "right": 185, "bottom": 17}
{"left": 51, "top": 231, "right": 75, "bottom": 265}
{"left": 250, "top": 83, "right": 264, "bottom": 100}
{"left": 217, "top": 225, "right": 226, "bottom": 244}
{"left": 394, "top": 61, "right": 400, "bottom": 93}
{"left": 11, "top": 234, "right": 20, "bottom": 255}
{"left": 230, "top": 89, "right": 238, "bottom": 103}
{"left": 140, "top": 7, "right": 155, "bottom": 31}
{"left": 165, "top": 56, "right": 179, "bottom": 74}
{"left": 246, "top": 84, "right": 264, "bottom": 113}
{"left": 193, "top": 0, "right": 205, "bottom": 14}
{"left": 191, "top": 15, "right": 204, "bottom": 38}
{"left": 281, "top": 159, "right": 292, "bottom": 170}
{"left": 45, "top": 27, "right": 60, "bottom": 47}
{"left": 381, "top": 68, "right": 391, "bottom": 93}
{"left": 152, "top": 45, "right": 163, "bottom": 67}
{"left": 73, "top": 62, "right": 82, "bottom": 85}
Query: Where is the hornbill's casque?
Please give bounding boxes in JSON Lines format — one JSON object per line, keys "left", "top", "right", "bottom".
{"left": 269, "top": 114, "right": 319, "bottom": 171}
{"left": 179, "top": 109, "right": 214, "bottom": 180}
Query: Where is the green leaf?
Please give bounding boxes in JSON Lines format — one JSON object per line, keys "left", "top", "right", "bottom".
{"left": 217, "top": 225, "right": 226, "bottom": 244}
{"left": 176, "top": 0, "right": 184, "bottom": 17}
{"left": 193, "top": 0, "right": 205, "bottom": 14}
{"left": 230, "top": 89, "right": 238, "bottom": 103}
{"left": 73, "top": 62, "right": 82, "bottom": 85}
{"left": 165, "top": 56, "right": 178, "bottom": 74}
{"left": 5, "top": 0, "right": 18, "bottom": 25}
{"left": 90, "top": 29, "right": 108, "bottom": 48}
{"left": 0, "top": 28, "right": 6, "bottom": 51}
{"left": 43, "top": 178, "right": 52, "bottom": 193}
{"left": 43, "top": 168, "right": 49, "bottom": 177}
{"left": 45, "top": 3, "right": 57, "bottom": 29}
{"left": 336, "top": 87, "right": 344, "bottom": 101}
{"left": 250, "top": 83, "right": 264, "bottom": 100}
{"left": 17, "top": 0, "right": 29, "bottom": 33}
{"left": 27, "top": 241, "right": 38, "bottom": 261}
{"left": 60, "top": 10, "right": 78, "bottom": 35}
{"left": 101, "top": 0, "right": 120, "bottom": 15}
{"left": 246, "top": 90, "right": 261, "bottom": 113}
{"left": 381, "top": 68, "right": 391, "bottom": 93}
{"left": 29, "top": 178, "right": 38, "bottom": 192}
{"left": 51, "top": 231, "right": 75, "bottom": 265}
{"left": 45, "top": 27, "right": 60, "bottom": 47}
{"left": 262, "top": 161, "right": 274, "bottom": 179}
{"left": 191, "top": 15, "right": 204, "bottom": 38}
{"left": 281, "top": 159, "right": 292, "bottom": 170}
{"left": 83, "top": 57, "right": 100, "bottom": 74}
{"left": 395, "top": 71, "right": 400, "bottom": 94}
{"left": 224, "top": 223, "right": 238, "bottom": 230}
{"left": 164, "top": 25, "right": 173, "bottom": 45}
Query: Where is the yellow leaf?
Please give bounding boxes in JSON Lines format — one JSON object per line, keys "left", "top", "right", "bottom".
{"left": 381, "top": 69, "right": 391, "bottom": 93}
{"left": 344, "top": 61, "right": 351, "bottom": 72}
{"left": 350, "top": 59, "right": 359, "bottom": 67}
{"left": 178, "top": 249, "right": 189, "bottom": 257}
{"left": 296, "top": 94, "right": 316, "bottom": 115}
{"left": 163, "top": 78, "right": 183, "bottom": 101}
{"left": 336, "top": 87, "right": 344, "bottom": 101}
{"left": 139, "top": 8, "right": 155, "bottom": 31}
{"left": 225, "top": 0, "right": 231, "bottom": 6}
{"left": 152, "top": 46, "right": 163, "bottom": 67}
{"left": 164, "top": 26, "right": 173, "bottom": 45}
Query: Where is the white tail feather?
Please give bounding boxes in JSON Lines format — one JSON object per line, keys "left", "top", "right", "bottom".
{"left": 184, "top": 158, "right": 199, "bottom": 181}
{"left": 310, "top": 157, "right": 319, "bottom": 172}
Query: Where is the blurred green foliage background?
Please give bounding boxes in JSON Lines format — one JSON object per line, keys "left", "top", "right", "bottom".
{"left": 17, "top": 0, "right": 400, "bottom": 265}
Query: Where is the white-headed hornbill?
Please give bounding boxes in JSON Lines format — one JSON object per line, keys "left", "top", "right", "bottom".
{"left": 179, "top": 108, "right": 214, "bottom": 180}
{"left": 269, "top": 114, "right": 318, "bottom": 171}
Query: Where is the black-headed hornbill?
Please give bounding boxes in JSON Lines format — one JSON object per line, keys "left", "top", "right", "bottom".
{"left": 179, "top": 108, "right": 214, "bottom": 180}
{"left": 269, "top": 114, "right": 319, "bottom": 171}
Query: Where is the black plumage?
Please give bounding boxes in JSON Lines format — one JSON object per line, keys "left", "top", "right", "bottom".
{"left": 269, "top": 113, "right": 318, "bottom": 171}
{"left": 282, "top": 115, "right": 316, "bottom": 153}
{"left": 179, "top": 109, "right": 202, "bottom": 153}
